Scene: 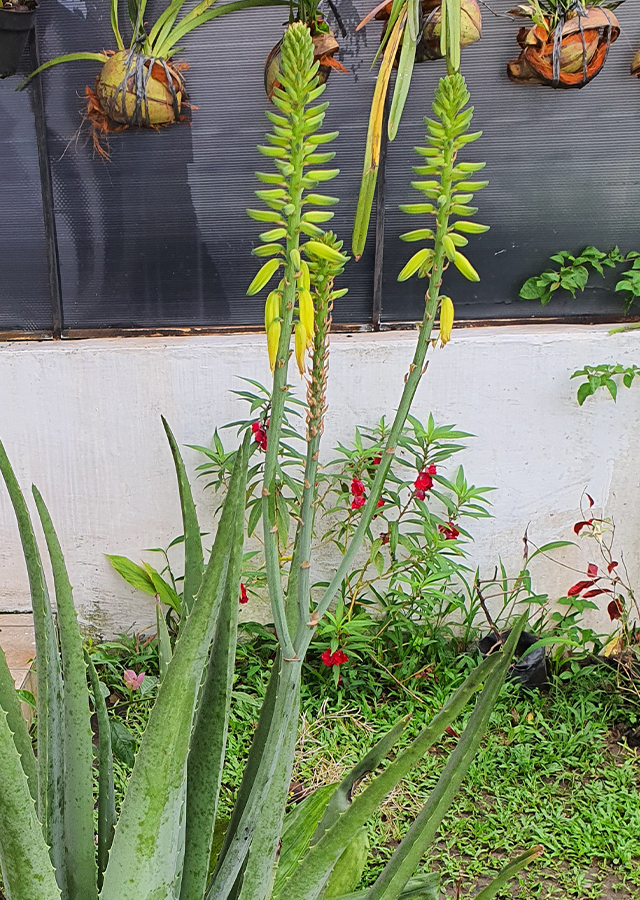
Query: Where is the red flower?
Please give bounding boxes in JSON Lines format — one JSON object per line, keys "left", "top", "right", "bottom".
{"left": 351, "top": 478, "right": 366, "bottom": 497}
{"left": 587, "top": 563, "right": 598, "bottom": 578}
{"left": 377, "top": 498, "right": 385, "bottom": 508}
{"left": 445, "top": 726, "right": 460, "bottom": 739}
{"left": 381, "top": 532, "right": 390, "bottom": 545}
{"left": 321, "top": 648, "right": 349, "bottom": 667}
{"left": 608, "top": 598, "right": 624, "bottom": 621}
{"left": 351, "top": 496, "right": 366, "bottom": 510}
{"left": 415, "top": 472, "right": 432, "bottom": 492}
{"left": 373, "top": 456, "right": 382, "bottom": 465}
{"left": 439, "top": 522, "right": 460, "bottom": 540}
{"left": 239, "top": 583, "right": 249, "bottom": 604}
{"left": 251, "top": 421, "right": 268, "bottom": 451}
{"left": 567, "top": 579, "right": 596, "bottom": 597}
{"left": 415, "top": 488, "right": 426, "bottom": 501}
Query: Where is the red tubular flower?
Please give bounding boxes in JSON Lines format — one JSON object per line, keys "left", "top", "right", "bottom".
{"left": 351, "top": 495, "right": 366, "bottom": 510}
{"left": 414, "top": 488, "right": 426, "bottom": 501}
{"left": 587, "top": 563, "right": 598, "bottom": 578}
{"left": 351, "top": 478, "right": 366, "bottom": 496}
{"left": 373, "top": 456, "right": 382, "bottom": 465}
{"left": 251, "top": 421, "right": 268, "bottom": 451}
{"left": 415, "top": 472, "right": 433, "bottom": 492}
{"left": 321, "top": 648, "right": 349, "bottom": 666}
{"left": 377, "top": 498, "right": 385, "bottom": 508}
{"left": 439, "top": 522, "right": 460, "bottom": 540}
{"left": 239, "top": 583, "right": 249, "bottom": 604}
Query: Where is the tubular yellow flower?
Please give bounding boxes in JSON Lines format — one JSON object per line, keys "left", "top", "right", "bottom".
{"left": 439, "top": 296, "right": 454, "bottom": 346}
{"left": 267, "top": 320, "right": 281, "bottom": 371}
{"left": 294, "top": 321, "right": 307, "bottom": 375}
{"left": 298, "top": 290, "right": 315, "bottom": 346}
{"left": 264, "top": 290, "right": 281, "bottom": 333}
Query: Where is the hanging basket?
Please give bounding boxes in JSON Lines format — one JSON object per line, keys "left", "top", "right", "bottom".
{"left": 372, "top": 0, "right": 481, "bottom": 64}
{"left": 507, "top": 6, "right": 619, "bottom": 88}
{"left": 265, "top": 22, "right": 346, "bottom": 100}
{"left": 93, "top": 50, "right": 185, "bottom": 128}
{"left": 0, "top": 2, "right": 36, "bottom": 79}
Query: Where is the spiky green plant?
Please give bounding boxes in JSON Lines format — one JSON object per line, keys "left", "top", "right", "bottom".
{"left": 0, "top": 22, "right": 540, "bottom": 900}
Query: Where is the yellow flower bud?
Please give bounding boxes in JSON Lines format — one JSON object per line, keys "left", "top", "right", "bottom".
{"left": 294, "top": 321, "right": 307, "bottom": 375}
{"left": 298, "top": 290, "right": 315, "bottom": 345}
{"left": 299, "top": 261, "right": 310, "bottom": 292}
{"left": 267, "top": 320, "right": 281, "bottom": 371}
{"left": 439, "top": 296, "right": 454, "bottom": 346}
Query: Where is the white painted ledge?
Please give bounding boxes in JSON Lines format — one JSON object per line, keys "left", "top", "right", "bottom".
{"left": 0, "top": 324, "right": 638, "bottom": 635}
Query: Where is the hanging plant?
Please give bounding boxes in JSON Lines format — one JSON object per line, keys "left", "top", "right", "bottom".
{"left": 264, "top": 2, "right": 347, "bottom": 99}
{"left": 0, "top": 0, "right": 37, "bottom": 79}
{"left": 507, "top": 0, "right": 621, "bottom": 88}
{"left": 351, "top": 0, "right": 481, "bottom": 260}
{"left": 23, "top": 0, "right": 287, "bottom": 154}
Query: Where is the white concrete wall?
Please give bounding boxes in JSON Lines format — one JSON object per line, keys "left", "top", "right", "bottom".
{"left": 0, "top": 325, "right": 638, "bottom": 635}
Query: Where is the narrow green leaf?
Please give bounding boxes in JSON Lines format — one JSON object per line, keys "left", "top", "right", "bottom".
{"left": 283, "top": 652, "right": 504, "bottom": 900}
{"left": 19, "top": 52, "right": 109, "bottom": 88}
{"left": 33, "top": 487, "right": 98, "bottom": 900}
{"left": 156, "top": 602, "right": 172, "bottom": 682}
{"left": 362, "top": 617, "right": 528, "bottom": 900}
{"left": 101, "top": 437, "right": 250, "bottom": 900}
{"left": 388, "top": 0, "right": 417, "bottom": 140}
{"left": 179, "top": 460, "right": 246, "bottom": 900}
{"left": 85, "top": 653, "right": 116, "bottom": 890}
{"left": 0, "top": 643, "right": 37, "bottom": 802}
{"left": 470, "top": 846, "right": 543, "bottom": 900}
{"left": 106, "top": 555, "right": 156, "bottom": 595}
{"left": 0, "top": 441, "right": 65, "bottom": 889}
{"left": 0, "top": 707, "right": 62, "bottom": 900}
{"left": 110, "top": 0, "right": 124, "bottom": 49}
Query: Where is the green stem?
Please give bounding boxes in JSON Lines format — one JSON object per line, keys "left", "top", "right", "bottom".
{"left": 295, "top": 130, "right": 456, "bottom": 660}
{"left": 262, "top": 98, "right": 306, "bottom": 662}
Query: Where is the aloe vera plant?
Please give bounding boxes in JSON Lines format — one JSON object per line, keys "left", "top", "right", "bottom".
{"left": 0, "top": 19, "right": 540, "bottom": 900}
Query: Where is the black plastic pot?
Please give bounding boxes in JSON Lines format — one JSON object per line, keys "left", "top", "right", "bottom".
{"left": 0, "top": 6, "right": 36, "bottom": 79}
{"left": 478, "top": 629, "right": 548, "bottom": 690}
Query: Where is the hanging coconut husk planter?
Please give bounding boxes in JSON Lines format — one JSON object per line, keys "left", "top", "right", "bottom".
{"left": 265, "top": 13, "right": 347, "bottom": 100}
{"left": 369, "top": 0, "right": 481, "bottom": 64}
{"left": 22, "top": 0, "right": 288, "bottom": 155}
{"left": 0, "top": 0, "right": 37, "bottom": 80}
{"left": 507, "top": 2, "right": 620, "bottom": 88}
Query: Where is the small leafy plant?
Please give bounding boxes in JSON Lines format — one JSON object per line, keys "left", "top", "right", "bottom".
{"left": 570, "top": 362, "right": 640, "bottom": 405}
{"left": 519, "top": 245, "right": 640, "bottom": 308}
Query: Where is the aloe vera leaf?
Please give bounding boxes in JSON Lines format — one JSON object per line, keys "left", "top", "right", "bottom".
{"left": 156, "top": 601, "right": 172, "bottom": 682}
{"left": 0, "top": 441, "right": 66, "bottom": 891}
{"left": 388, "top": 0, "right": 418, "bottom": 140}
{"left": 328, "top": 874, "right": 440, "bottom": 900}
{"left": 0, "top": 706, "right": 62, "bottom": 900}
{"left": 162, "top": 418, "right": 204, "bottom": 622}
{"left": 100, "top": 436, "right": 249, "bottom": 900}
{"left": 85, "top": 653, "right": 116, "bottom": 890}
{"left": 362, "top": 617, "right": 528, "bottom": 900}
{"left": 281, "top": 650, "right": 503, "bottom": 900}
{"left": 33, "top": 486, "right": 98, "bottom": 900}
{"left": 313, "top": 716, "right": 410, "bottom": 842}
{"left": 179, "top": 467, "right": 246, "bottom": 900}
{"left": 472, "top": 845, "right": 543, "bottom": 900}
{"left": 235, "top": 677, "right": 300, "bottom": 900}
{"left": 272, "top": 785, "right": 338, "bottom": 900}
{"left": 352, "top": 13, "right": 406, "bottom": 260}
{"left": 207, "top": 655, "right": 301, "bottom": 900}
{"left": 325, "top": 829, "right": 369, "bottom": 898}
{"left": 0, "top": 643, "right": 37, "bottom": 802}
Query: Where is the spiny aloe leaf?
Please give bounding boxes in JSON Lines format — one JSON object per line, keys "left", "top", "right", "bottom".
{"left": 85, "top": 653, "right": 116, "bottom": 891}
{"left": 162, "top": 417, "right": 204, "bottom": 622}
{"left": 179, "top": 465, "right": 246, "bottom": 900}
{"left": 0, "top": 707, "right": 62, "bottom": 900}
{"left": 0, "top": 644, "right": 37, "bottom": 802}
{"left": 0, "top": 441, "right": 65, "bottom": 890}
{"left": 33, "top": 486, "right": 98, "bottom": 900}
{"left": 100, "top": 435, "right": 249, "bottom": 900}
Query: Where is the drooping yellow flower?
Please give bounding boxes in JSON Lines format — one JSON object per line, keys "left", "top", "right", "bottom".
{"left": 439, "top": 296, "right": 454, "bottom": 346}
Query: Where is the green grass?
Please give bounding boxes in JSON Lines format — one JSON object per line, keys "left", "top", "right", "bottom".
{"left": 92, "top": 639, "right": 640, "bottom": 900}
